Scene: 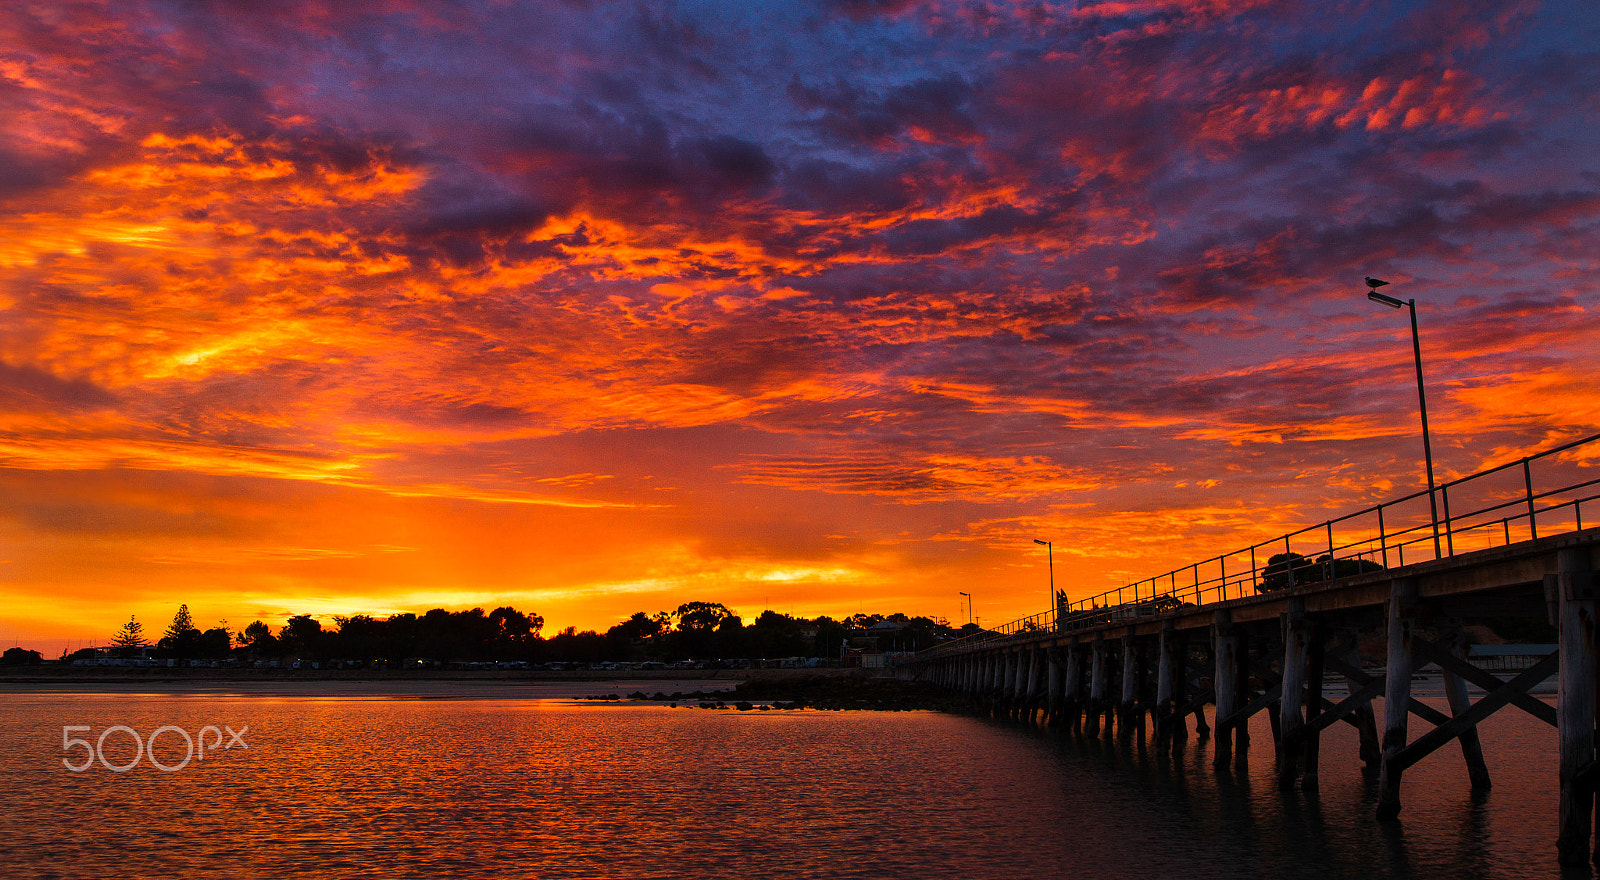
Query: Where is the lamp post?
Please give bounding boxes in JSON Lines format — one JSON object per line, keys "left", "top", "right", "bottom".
{"left": 1364, "top": 277, "right": 1442, "bottom": 558}
{"left": 1033, "top": 538, "right": 1055, "bottom": 625}
{"left": 958, "top": 591, "right": 972, "bottom": 626}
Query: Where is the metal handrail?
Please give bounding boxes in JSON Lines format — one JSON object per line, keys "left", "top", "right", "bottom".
{"left": 922, "top": 432, "right": 1600, "bottom": 659}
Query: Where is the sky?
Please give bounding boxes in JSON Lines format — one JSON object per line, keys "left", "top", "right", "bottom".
{"left": 3, "top": 0, "right": 1598, "bottom": 655}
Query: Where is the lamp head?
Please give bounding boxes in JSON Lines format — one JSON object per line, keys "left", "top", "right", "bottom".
{"left": 1367, "top": 290, "right": 1406, "bottom": 309}
{"left": 1033, "top": 539, "right": 1049, "bottom": 546}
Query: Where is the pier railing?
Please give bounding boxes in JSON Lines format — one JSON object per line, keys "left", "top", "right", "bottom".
{"left": 925, "top": 432, "right": 1600, "bottom": 658}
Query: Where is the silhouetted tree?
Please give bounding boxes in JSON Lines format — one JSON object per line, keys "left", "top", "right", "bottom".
{"left": 605, "top": 612, "right": 667, "bottom": 660}
{"left": 198, "top": 627, "right": 232, "bottom": 659}
{"left": 384, "top": 613, "right": 420, "bottom": 658}
{"left": 111, "top": 615, "right": 147, "bottom": 657}
{"left": 280, "top": 614, "right": 325, "bottom": 659}
{"left": 812, "top": 616, "right": 849, "bottom": 659}
{"left": 2, "top": 647, "right": 42, "bottom": 666}
{"left": 671, "top": 601, "right": 738, "bottom": 659}
{"left": 746, "top": 610, "right": 808, "bottom": 659}
{"left": 713, "top": 613, "right": 746, "bottom": 658}
{"left": 546, "top": 626, "right": 610, "bottom": 663}
{"left": 239, "top": 620, "right": 279, "bottom": 656}
{"left": 608, "top": 611, "right": 665, "bottom": 641}
{"left": 491, "top": 606, "right": 542, "bottom": 659}
{"left": 1259, "top": 552, "right": 1317, "bottom": 592}
{"left": 159, "top": 604, "right": 205, "bottom": 659}
{"left": 1259, "top": 553, "right": 1384, "bottom": 592}
{"left": 844, "top": 612, "right": 884, "bottom": 629}
{"left": 332, "top": 614, "right": 385, "bottom": 660}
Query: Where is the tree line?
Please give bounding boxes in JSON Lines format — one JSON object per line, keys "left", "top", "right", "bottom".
{"left": 82, "top": 602, "right": 966, "bottom": 665}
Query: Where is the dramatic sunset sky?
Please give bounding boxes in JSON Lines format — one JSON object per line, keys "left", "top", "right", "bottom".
{"left": 2, "top": 0, "right": 1597, "bottom": 654}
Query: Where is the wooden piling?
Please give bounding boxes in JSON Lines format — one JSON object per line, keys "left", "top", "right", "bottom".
{"left": 1343, "top": 645, "right": 1381, "bottom": 770}
{"left": 1120, "top": 628, "right": 1139, "bottom": 739}
{"left": 1440, "top": 621, "right": 1491, "bottom": 790}
{"left": 1156, "top": 620, "right": 1177, "bottom": 747}
{"left": 1133, "top": 632, "right": 1150, "bottom": 739}
{"left": 1302, "top": 618, "right": 1326, "bottom": 791}
{"left": 1023, "top": 647, "right": 1040, "bottom": 720}
{"left": 1235, "top": 628, "right": 1252, "bottom": 764}
{"left": 1088, "top": 632, "right": 1108, "bottom": 737}
{"left": 1174, "top": 631, "right": 1193, "bottom": 742}
{"left": 1213, "top": 611, "right": 1237, "bottom": 770}
{"left": 1557, "top": 546, "right": 1596, "bottom": 866}
{"left": 1378, "top": 577, "right": 1418, "bottom": 821}
{"left": 1010, "top": 651, "right": 1025, "bottom": 715}
{"left": 1047, "top": 647, "right": 1062, "bottom": 724}
{"left": 1279, "top": 597, "right": 1310, "bottom": 789}
{"left": 1064, "top": 637, "right": 1082, "bottom": 730}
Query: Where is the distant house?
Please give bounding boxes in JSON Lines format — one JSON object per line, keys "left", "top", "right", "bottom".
{"left": 69, "top": 645, "right": 159, "bottom": 666}
{"left": 842, "top": 646, "right": 887, "bottom": 668}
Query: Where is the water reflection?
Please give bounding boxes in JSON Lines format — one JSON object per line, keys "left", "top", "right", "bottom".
{"left": 1007, "top": 697, "right": 1583, "bottom": 880}
{"left": 0, "top": 689, "right": 1587, "bottom": 880}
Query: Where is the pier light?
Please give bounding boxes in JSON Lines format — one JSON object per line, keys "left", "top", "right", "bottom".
{"left": 958, "top": 591, "right": 972, "bottom": 625}
{"left": 1033, "top": 539, "right": 1055, "bottom": 626}
{"left": 1362, "top": 276, "right": 1442, "bottom": 557}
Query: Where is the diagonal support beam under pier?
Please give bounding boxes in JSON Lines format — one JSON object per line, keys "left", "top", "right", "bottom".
{"left": 1176, "top": 688, "right": 1214, "bottom": 720}
{"left": 1284, "top": 677, "right": 1386, "bottom": 743}
{"left": 1219, "top": 681, "right": 1280, "bottom": 732}
{"left": 1390, "top": 649, "right": 1561, "bottom": 774}
{"left": 1325, "top": 655, "right": 1453, "bottom": 728}
{"left": 1411, "top": 636, "right": 1557, "bottom": 727}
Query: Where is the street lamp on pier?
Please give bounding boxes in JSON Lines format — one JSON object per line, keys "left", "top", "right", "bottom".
{"left": 958, "top": 591, "right": 972, "bottom": 626}
{"left": 1364, "top": 277, "right": 1442, "bottom": 558}
{"left": 1033, "top": 539, "right": 1055, "bottom": 624}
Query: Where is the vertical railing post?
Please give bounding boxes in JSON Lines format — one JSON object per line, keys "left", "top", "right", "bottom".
{"left": 1442, "top": 483, "right": 1454, "bottom": 557}
{"left": 1378, "top": 504, "right": 1388, "bottom": 568}
{"left": 1525, "top": 458, "right": 1539, "bottom": 542}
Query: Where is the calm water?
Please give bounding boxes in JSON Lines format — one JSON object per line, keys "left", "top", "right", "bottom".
{"left": 0, "top": 680, "right": 1586, "bottom": 879}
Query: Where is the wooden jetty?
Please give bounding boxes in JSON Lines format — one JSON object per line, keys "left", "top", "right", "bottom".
{"left": 911, "top": 434, "right": 1600, "bottom": 865}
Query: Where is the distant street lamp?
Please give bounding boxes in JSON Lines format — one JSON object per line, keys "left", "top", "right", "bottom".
{"left": 1364, "top": 277, "right": 1442, "bottom": 557}
{"left": 958, "top": 591, "right": 972, "bottom": 626}
{"left": 1033, "top": 539, "right": 1055, "bottom": 624}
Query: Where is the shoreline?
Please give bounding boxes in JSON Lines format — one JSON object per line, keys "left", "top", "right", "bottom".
{"left": 0, "top": 667, "right": 967, "bottom": 711}
{"left": 0, "top": 666, "right": 765, "bottom": 686}
{"left": 0, "top": 666, "right": 896, "bottom": 698}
